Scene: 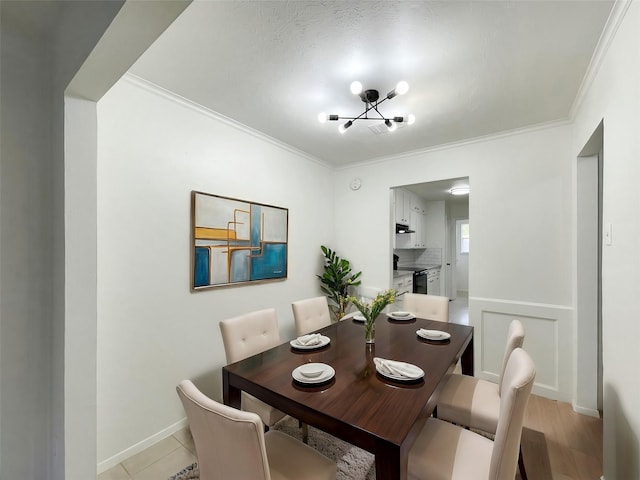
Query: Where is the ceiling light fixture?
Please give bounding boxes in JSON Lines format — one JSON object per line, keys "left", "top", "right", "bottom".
{"left": 449, "top": 186, "right": 470, "bottom": 196}
{"left": 319, "top": 81, "right": 415, "bottom": 133}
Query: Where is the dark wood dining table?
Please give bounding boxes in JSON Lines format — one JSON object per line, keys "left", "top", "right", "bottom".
{"left": 222, "top": 315, "right": 474, "bottom": 480}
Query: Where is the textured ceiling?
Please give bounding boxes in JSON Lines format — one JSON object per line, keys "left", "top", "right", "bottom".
{"left": 129, "top": 0, "right": 614, "bottom": 167}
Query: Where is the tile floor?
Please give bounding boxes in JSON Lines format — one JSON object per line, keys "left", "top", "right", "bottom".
{"left": 97, "top": 428, "right": 196, "bottom": 480}
{"left": 99, "top": 295, "right": 471, "bottom": 480}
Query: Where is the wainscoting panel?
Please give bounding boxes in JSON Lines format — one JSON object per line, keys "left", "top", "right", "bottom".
{"left": 469, "top": 297, "right": 573, "bottom": 402}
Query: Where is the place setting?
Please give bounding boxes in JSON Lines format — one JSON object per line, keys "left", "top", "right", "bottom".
{"left": 386, "top": 310, "right": 416, "bottom": 322}
{"left": 373, "top": 357, "right": 424, "bottom": 385}
{"left": 291, "top": 362, "right": 336, "bottom": 387}
{"left": 289, "top": 333, "right": 331, "bottom": 351}
{"left": 416, "top": 328, "right": 451, "bottom": 343}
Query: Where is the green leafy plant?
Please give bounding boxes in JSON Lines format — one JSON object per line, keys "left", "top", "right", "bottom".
{"left": 317, "top": 245, "right": 362, "bottom": 321}
{"left": 348, "top": 289, "right": 397, "bottom": 342}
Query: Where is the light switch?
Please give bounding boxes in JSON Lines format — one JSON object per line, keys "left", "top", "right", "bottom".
{"left": 604, "top": 223, "right": 612, "bottom": 246}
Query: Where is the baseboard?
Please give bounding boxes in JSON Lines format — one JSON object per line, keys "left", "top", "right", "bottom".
{"left": 97, "top": 417, "right": 188, "bottom": 474}
{"left": 572, "top": 401, "right": 601, "bottom": 418}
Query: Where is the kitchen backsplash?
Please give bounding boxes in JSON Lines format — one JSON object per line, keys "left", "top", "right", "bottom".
{"left": 394, "top": 248, "right": 442, "bottom": 267}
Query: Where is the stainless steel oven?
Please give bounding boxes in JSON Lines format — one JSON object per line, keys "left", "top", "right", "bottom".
{"left": 413, "top": 269, "right": 428, "bottom": 294}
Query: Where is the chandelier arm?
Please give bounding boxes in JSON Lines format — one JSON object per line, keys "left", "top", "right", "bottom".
{"left": 331, "top": 87, "right": 399, "bottom": 125}
{"left": 337, "top": 116, "right": 392, "bottom": 121}
{"left": 372, "top": 105, "right": 387, "bottom": 120}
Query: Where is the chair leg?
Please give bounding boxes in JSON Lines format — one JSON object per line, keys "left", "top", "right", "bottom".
{"left": 518, "top": 445, "right": 528, "bottom": 480}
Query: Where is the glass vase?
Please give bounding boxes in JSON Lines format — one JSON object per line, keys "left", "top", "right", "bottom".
{"left": 365, "top": 318, "right": 375, "bottom": 343}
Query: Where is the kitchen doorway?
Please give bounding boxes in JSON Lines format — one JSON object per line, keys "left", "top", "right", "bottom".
{"left": 392, "top": 177, "right": 470, "bottom": 306}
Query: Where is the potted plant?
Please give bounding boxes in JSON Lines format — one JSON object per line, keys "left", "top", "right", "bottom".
{"left": 317, "top": 245, "right": 362, "bottom": 321}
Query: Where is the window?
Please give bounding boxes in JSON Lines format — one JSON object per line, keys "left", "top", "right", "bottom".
{"left": 457, "top": 220, "right": 469, "bottom": 254}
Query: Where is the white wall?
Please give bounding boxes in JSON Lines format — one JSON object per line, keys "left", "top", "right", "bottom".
{"left": 0, "top": 17, "right": 54, "bottom": 480}
{"left": 571, "top": 2, "right": 640, "bottom": 478}
{"left": 333, "top": 125, "right": 575, "bottom": 402}
{"left": 95, "top": 76, "right": 334, "bottom": 468}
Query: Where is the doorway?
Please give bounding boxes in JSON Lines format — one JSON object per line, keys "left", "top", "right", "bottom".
{"left": 576, "top": 121, "right": 603, "bottom": 415}
{"left": 392, "top": 176, "right": 469, "bottom": 309}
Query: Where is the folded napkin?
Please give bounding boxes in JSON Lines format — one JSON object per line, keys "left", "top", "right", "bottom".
{"left": 373, "top": 357, "right": 423, "bottom": 379}
{"left": 418, "top": 329, "right": 448, "bottom": 340}
{"left": 296, "top": 333, "right": 322, "bottom": 346}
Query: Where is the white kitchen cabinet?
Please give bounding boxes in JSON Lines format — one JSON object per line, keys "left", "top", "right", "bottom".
{"left": 394, "top": 188, "right": 411, "bottom": 225}
{"left": 410, "top": 210, "right": 427, "bottom": 248}
{"left": 423, "top": 200, "right": 446, "bottom": 248}
{"left": 396, "top": 209, "right": 427, "bottom": 250}
{"left": 428, "top": 269, "right": 441, "bottom": 296}
{"left": 395, "top": 228, "right": 412, "bottom": 249}
{"left": 410, "top": 193, "right": 425, "bottom": 214}
{"left": 392, "top": 274, "right": 413, "bottom": 295}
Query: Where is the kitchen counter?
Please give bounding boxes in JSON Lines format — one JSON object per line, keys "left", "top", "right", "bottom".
{"left": 393, "top": 270, "right": 414, "bottom": 278}
{"left": 396, "top": 264, "right": 441, "bottom": 272}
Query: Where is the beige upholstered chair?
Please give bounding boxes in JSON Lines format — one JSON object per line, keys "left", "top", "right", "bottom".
{"left": 358, "top": 286, "right": 383, "bottom": 302}
{"left": 219, "top": 308, "right": 286, "bottom": 427}
{"left": 176, "top": 380, "right": 337, "bottom": 480}
{"left": 435, "top": 319, "right": 527, "bottom": 477}
{"left": 292, "top": 296, "right": 332, "bottom": 336}
{"left": 408, "top": 348, "right": 535, "bottom": 480}
{"left": 402, "top": 293, "right": 449, "bottom": 322}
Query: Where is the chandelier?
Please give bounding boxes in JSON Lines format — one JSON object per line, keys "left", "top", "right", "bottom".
{"left": 318, "top": 81, "right": 415, "bottom": 133}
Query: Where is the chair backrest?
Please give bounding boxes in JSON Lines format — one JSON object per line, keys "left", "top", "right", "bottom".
{"left": 219, "top": 308, "right": 281, "bottom": 364}
{"left": 358, "top": 286, "right": 383, "bottom": 303}
{"left": 292, "top": 296, "right": 332, "bottom": 336}
{"left": 498, "top": 319, "right": 526, "bottom": 391}
{"left": 402, "top": 293, "right": 449, "bottom": 322}
{"left": 489, "top": 348, "right": 536, "bottom": 480}
{"left": 176, "top": 380, "right": 271, "bottom": 480}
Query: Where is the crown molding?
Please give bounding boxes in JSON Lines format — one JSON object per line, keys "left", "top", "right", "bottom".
{"left": 336, "top": 118, "right": 573, "bottom": 171}
{"left": 121, "top": 73, "right": 332, "bottom": 170}
{"left": 569, "top": 0, "right": 633, "bottom": 120}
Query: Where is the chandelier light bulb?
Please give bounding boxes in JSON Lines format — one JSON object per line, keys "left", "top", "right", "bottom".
{"left": 407, "top": 114, "right": 416, "bottom": 125}
{"left": 339, "top": 120, "right": 353, "bottom": 134}
{"left": 385, "top": 119, "right": 397, "bottom": 132}
{"left": 318, "top": 112, "right": 328, "bottom": 123}
{"left": 395, "top": 81, "right": 409, "bottom": 95}
{"left": 350, "top": 81, "right": 363, "bottom": 95}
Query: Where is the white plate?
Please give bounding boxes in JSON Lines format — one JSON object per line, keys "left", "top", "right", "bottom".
{"left": 416, "top": 329, "right": 451, "bottom": 341}
{"left": 289, "top": 335, "right": 331, "bottom": 350}
{"left": 374, "top": 359, "right": 424, "bottom": 382}
{"left": 387, "top": 312, "right": 416, "bottom": 321}
{"left": 353, "top": 314, "right": 366, "bottom": 322}
{"left": 292, "top": 363, "right": 335, "bottom": 384}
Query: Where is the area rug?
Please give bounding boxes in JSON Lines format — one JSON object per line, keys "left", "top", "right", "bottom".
{"left": 169, "top": 416, "right": 375, "bottom": 480}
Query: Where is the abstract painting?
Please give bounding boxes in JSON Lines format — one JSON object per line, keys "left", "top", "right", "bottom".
{"left": 191, "top": 191, "right": 288, "bottom": 290}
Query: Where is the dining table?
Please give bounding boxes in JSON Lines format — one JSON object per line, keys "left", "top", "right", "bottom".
{"left": 222, "top": 314, "right": 474, "bottom": 480}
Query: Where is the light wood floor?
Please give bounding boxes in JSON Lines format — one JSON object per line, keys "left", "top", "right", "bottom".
{"left": 519, "top": 394, "right": 603, "bottom": 480}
